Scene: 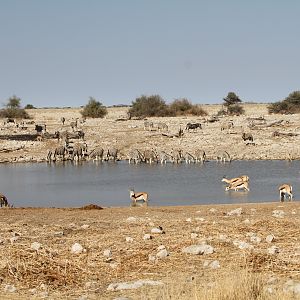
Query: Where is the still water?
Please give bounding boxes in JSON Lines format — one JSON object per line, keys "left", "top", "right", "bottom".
{"left": 0, "top": 160, "right": 299, "bottom": 207}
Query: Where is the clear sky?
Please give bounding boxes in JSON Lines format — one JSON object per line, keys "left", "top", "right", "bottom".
{"left": 0, "top": 0, "right": 299, "bottom": 108}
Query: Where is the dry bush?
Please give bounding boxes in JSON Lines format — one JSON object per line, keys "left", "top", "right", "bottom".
{"left": 0, "top": 108, "right": 30, "bottom": 119}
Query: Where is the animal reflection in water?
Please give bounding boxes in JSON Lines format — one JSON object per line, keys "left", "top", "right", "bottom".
{"left": 222, "top": 175, "right": 250, "bottom": 192}
{"left": 129, "top": 188, "right": 149, "bottom": 207}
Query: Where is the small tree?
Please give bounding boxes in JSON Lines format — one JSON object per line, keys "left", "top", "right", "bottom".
{"left": 0, "top": 95, "right": 30, "bottom": 119}
{"left": 129, "top": 95, "right": 169, "bottom": 117}
{"left": 25, "top": 104, "right": 36, "bottom": 109}
{"left": 81, "top": 97, "right": 107, "bottom": 118}
{"left": 222, "top": 92, "right": 244, "bottom": 116}
{"left": 169, "top": 98, "right": 207, "bottom": 116}
{"left": 268, "top": 91, "right": 300, "bottom": 114}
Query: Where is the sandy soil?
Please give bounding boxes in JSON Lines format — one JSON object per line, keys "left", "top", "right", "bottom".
{"left": 0, "top": 202, "right": 299, "bottom": 299}
{"left": 0, "top": 103, "right": 299, "bottom": 162}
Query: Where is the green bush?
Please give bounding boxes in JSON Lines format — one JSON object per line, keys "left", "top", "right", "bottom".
{"left": 129, "top": 95, "right": 169, "bottom": 117}
{"left": 25, "top": 104, "right": 36, "bottom": 109}
{"left": 81, "top": 97, "right": 108, "bottom": 118}
{"left": 227, "top": 104, "right": 245, "bottom": 116}
{"left": 268, "top": 91, "right": 300, "bottom": 114}
{"left": 0, "top": 108, "right": 30, "bottom": 119}
{"left": 168, "top": 99, "right": 207, "bottom": 116}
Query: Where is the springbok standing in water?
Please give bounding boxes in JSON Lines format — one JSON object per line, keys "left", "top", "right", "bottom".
{"left": 129, "top": 188, "right": 148, "bottom": 204}
{"left": 0, "top": 193, "right": 9, "bottom": 207}
{"left": 279, "top": 184, "right": 293, "bottom": 202}
{"left": 225, "top": 181, "right": 250, "bottom": 192}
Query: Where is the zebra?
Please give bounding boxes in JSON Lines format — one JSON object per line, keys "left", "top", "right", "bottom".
{"left": 158, "top": 151, "right": 173, "bottom": 164}
{"left": 221, "top": 121, "right": 234, "bottom": 131}
{"left": 128, "top": 149, "right": 144, "bottom": 164}
{"left": 144, "top": 121, "right": 154, "bottom": 131}
{"left": 70, "top": 119, "right": 78, "bottom": 131}
{"left": 183, "top": 152, "right": 195, "bottom": 164}
{"left": 106, "top": 148, "right": 118, "bottom": 161}
{"left": 89, "top": 147, "right": 104, "bottom": 161}
{"left": 216, "top": 150, "right": 231, "bottom": 163}
{"left": 53, "top": 145, "right": 69, "bottom": 161}
{"left": 194, "top": 149, "right": 206, "bottom": 163}
{"left": 157, "top": 122, "right": 168, "bottom": 132}
{"left": 71, "top": 143, "right": 88, "bottom": 161}
{"left": 171, "top": 149, "right": 183, "bottom": 163}
{"left": 0, "top": 193, "right": 9, "bottom": 207}
{"left": 143, "top": 149, "right": 158, "bottom": 164}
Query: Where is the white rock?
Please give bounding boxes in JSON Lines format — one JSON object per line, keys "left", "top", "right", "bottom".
{"left": 4, "top": 284, "right": 17, "bottom": 293}
{"left": 243, "top": 219, "right": 251, "bottom": 224}
{"left": 110, "top": 262, "right": 119, "bottom": 269}
{"left": 186, "top": 218, "right": 192, "bottom": 222}
{"left": 148, "top": 254, "right": 156, "bottom": 263}
{"left": 209, "top": 208, "right": 217, "bottom": 213}
{"left": 266, "top": 234, "right": 275, "bottom": 243}
{"left": 203, "top": 260, "right": 210, "bottom": 267}
{"left": 107, "top": 279, "right": 163, "bottom": 291}
{"left": 125, "top": 236, "right": 134, "bottom": 243}
{"left": 71, "top": 243, "right": 84, "bottom": 254}
{"left": 182, "top": 244, "right": 214, "bottom": 255}
{"left": 143, "top": 234, "right": 152, "bottom": 240}
{"left": 272, "top": 210, "right": 285, "bottom": 218}
{"left": 233, "top": 240, "right": 254, "bottom": 250}
{"left": 31, "top": 242, "right": 42, "bottom": 251}
{"left": 81, "top": 224, "right": 89, "bottom": 229}
{"left": 227, "top": 207, "right": 242, "bottom": 216}
{"left": 10, "top": 236, "right": 19, "bottom": 243}
{"left": 126, "top": 217, "right": 137, "bottom": 223}
{"left": 268, "top": 245, "right": 279, "bottom": 254}
{"left": 284, "top": 280, "right": 300, "bottom": 294}
{"left": 148, "top": 222, "right": 155, "bottom": 227}
{"left": 103, "top": 249, "right": 112, "bottom": 257}
{"left": 210, "top": 260, "right": 220, "bottom": 269}
{"left": 151, "top": 227, "right": 164, "bottom": 234}
{"left": 156, "top": 249, "right": 169, "bottom": 259}
{"left": 250, "top": 236, "right": 262, "bottom": 244}
{"left": 195, "top": 217, "right": 205, "bottom": 222}
{"left": 191, "top": 233, "right": 198, "bottom": 239}
{"left": 157, "top": 245, "right": 166, "bottom": 251}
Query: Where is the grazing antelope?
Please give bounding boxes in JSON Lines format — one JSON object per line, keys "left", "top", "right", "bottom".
{"left": 225, "top": 181, "right": 250, "bottom": 192}
{"left": 279, "top": 184, "right": 293, "bottom": 202}
{"left": 0, "top": 193, "right": 9, "bottom": 207}
{"left": 129, "top": 188, "right": 148, "bottom": 204}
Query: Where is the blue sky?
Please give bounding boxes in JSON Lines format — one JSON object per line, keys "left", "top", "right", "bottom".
{"left": 0, "top": 0, "right": 299, "bottom": 107}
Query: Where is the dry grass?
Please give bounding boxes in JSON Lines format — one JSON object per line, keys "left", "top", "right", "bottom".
{"left": 0, "top": 202, "right": 299, "bottom": 299}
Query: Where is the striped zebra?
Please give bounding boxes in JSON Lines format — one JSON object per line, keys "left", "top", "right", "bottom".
{"left": 128, "top": 149, "right": 144, "bottom": 164}
{"left": 89, "top": 147, "right": 104, "bottom": 161}
{"left": 0, "top": 193, "right": 9, "bottom": 207}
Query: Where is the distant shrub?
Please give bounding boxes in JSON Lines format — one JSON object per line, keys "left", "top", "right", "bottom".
{"left": 24, "top": 104, "right": 36, "bottom": 109}
{"left": 129, "top": 95, "right": 169, "bottom": 117}
{"left": 216, "top": 108, "right": 227, "bottom": 116}
{"left": 81, "top": 97, "right": 108, "bottom": 118}
{"left": 268, "top": 91, "right": 300, "bottom": 114}
{"left": 227, "top": 104, "right": 245, "bottom": 116}
{"left": 0, "top": 108, "right": 30, "bottom": 119}
{"left": 168, "top": 98, "right": 207, "bottom": 116}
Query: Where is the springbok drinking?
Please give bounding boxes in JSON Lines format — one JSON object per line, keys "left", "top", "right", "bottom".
{"left": 279, "top": 184, "right": 293, "bottom": 202}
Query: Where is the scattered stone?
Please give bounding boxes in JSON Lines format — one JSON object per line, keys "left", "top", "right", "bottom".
{"left": 268, "top": 245, "right": 279, "bottom": 254}
{"left": 191, "top": 233, "right": 198, "bottom": 239}
{"left": 233, "top": 240, "right": 254, "bottom": 250}
{"left": 54, "top": 231, "right": 64, "bottom": 237}
{"left": 182, "top": 244, "right": 214, "bottom": 255}
{"left": 209, "top": 208, "right": 217, "bottom": 213}
{"left": 284, "top": 279, "right": 300, "bottom": 294}
{"left": 266, "top": 234, "right": 275, "bottom": 243}
{"left": 209, "top": 260, "right": 220, "bottom": 269}
{"left": 156, "top": 246, "right": 169, "bottom": 259}
{"left": 125, "top": 236, "right": 134, "bottom": 243}
{"left": 110, "top": 262, "right": 119, "bottom": 269}
{"left": 143, "top": 234, "right": 152, "bottom": 240}
{"left": 77, "top": 295, "right": 88, "bottom": 300}
{"left": 10, "top": 236, "right": 19, "bottom": 243}
{"left": 272, "top": 210, "right": 285, "bottom": 218}
{"left": 186, "top": 218, "right": 192, "bottom": 222}
{"left": 250, "top": 236, "right": 262, "bottom": 244}
{"left": 4, "top": 284, "right": 16, "bottom": 293}
{"left": 71, "top": 243, "right": 84, "bottom": 254}
{"left": 31, "top": 242, "right": 42, "bottom": 251}
{"left": 81, "top": 224, "right": 90, "bottom": 229}
{"left": 243, "top": 219, "right": 251, "bottom": 224}
{"left": 126, "top": 217, "right": 137, "bottom": 223}
{"left": 151, "top": 226, "right": 165, "bottom": 234}
{"left": 219, "top": 234, "right": 230, "bottom": 242}
{"left": 195, "top": 217, "right": 205, "bottom": 222}
{"left": 227, "top": 207, "right": 242, "bottom": 216}
{"left": 107, "top": 279, "right": 163, "bottom": 291}
{"left": 148, "top": 254, "right": 156, "bottom": 263}
{"left": 103, "top": 249, "right": 112, "bottom": 257}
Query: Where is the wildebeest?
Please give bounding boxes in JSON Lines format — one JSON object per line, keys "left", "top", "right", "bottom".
{"left": 35, "top": 124, "right": 46, "bottom": 134}
{"left": 106, "top": 148, "right": 118, "bottom": 161}
{"left": 185, "top": 123, "right": 202, "bottom": 132}
{"left": 242, "top": 133, "right": 254, "bottom": 142}
{"left": 0, "top": 193, "right": 9, "bottom": 207}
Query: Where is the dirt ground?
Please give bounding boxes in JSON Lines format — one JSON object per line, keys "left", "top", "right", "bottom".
{"left": 0, "top": 202, "right": 299, "bottom": 299}
{"left": 0, "top": 103, "right": 300, "bottom": 162}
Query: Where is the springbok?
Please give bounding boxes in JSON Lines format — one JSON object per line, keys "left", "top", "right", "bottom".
{"left": 129, "top": 188, "right": 148, "bottom": 204}
{"left": 279, "top": 184, "right": 293, "bottom": 202}
{"left": 225, "top": 181, "right": 250, "bottom": 192}
{"left": 222, "top": 175, "right": 249, "bottom": 185}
